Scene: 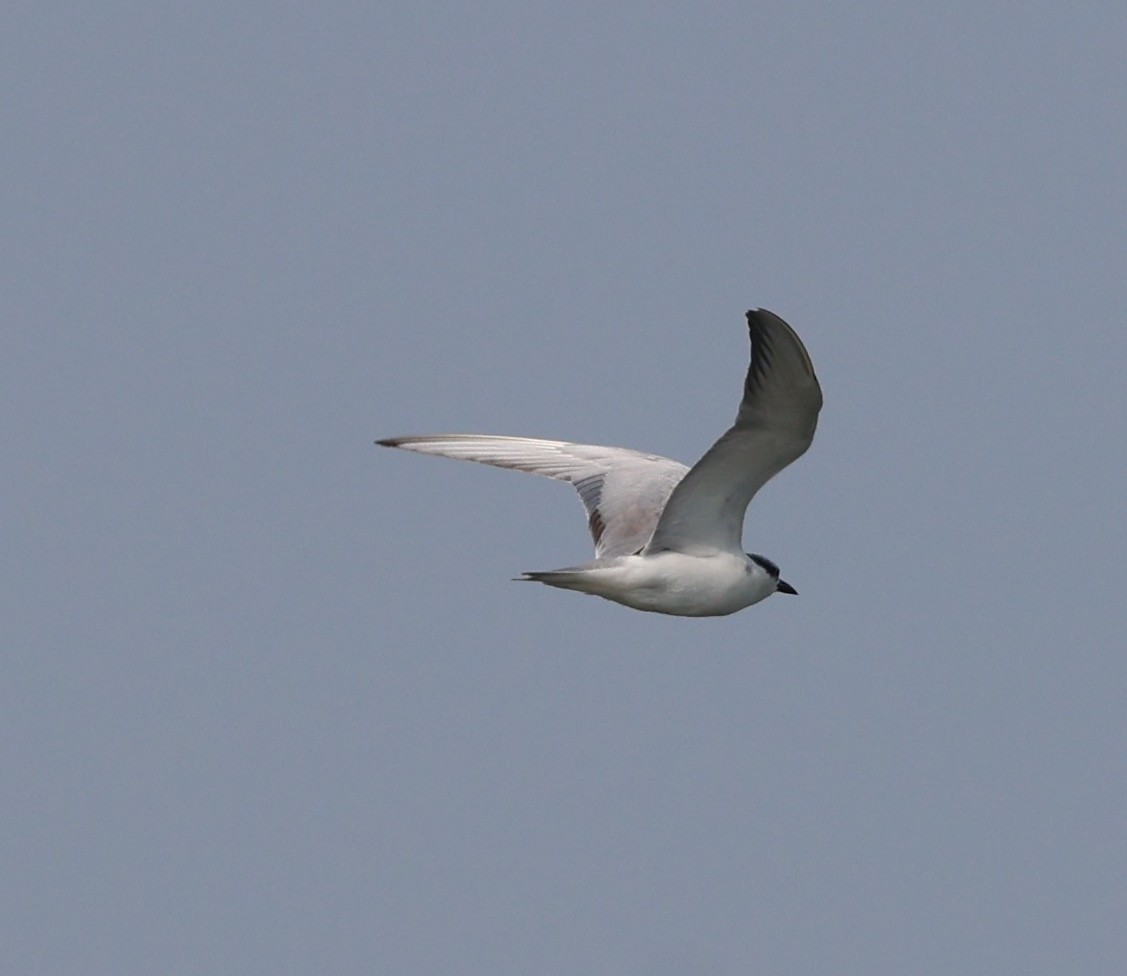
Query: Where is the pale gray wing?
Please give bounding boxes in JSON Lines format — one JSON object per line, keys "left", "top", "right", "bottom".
{"left": 643, "top": 309, "right": 822, "bottom": 556}
{"left": 376, "top": 434, "right": 689, "bottom": 558}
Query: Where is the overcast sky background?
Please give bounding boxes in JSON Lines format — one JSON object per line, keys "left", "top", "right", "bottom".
{"left": 5, "top": 3, "right": 1127, "bottom": 974}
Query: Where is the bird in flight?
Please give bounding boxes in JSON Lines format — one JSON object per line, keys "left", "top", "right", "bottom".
{"left": 377, "top": 309, "right": 822, "bottom": 616}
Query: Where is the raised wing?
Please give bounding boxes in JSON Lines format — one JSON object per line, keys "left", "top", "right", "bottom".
{"left": 643, "top": 309, "right": 822, "bottom": 556}
{"left": 377, "top": 434, "right": 689, "bottom": 558}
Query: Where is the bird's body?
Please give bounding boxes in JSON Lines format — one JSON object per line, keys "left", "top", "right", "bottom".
{"left": 378, "top": 309, "right": 822, "bottom": 617}
{"left": 518, "top": 550, "right": 781, "bottom": 617}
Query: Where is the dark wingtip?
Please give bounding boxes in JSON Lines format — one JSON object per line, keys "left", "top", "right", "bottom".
{"left": 745, "top": 309, "right": 776, "bottom": 344}
{"left": 746, "top": 308, "right": 784, "bottom": 332}
{"left": 375, "top": 437, "right": 399, "bottom": 447}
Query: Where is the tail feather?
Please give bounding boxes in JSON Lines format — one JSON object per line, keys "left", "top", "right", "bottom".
{"left": 514, "top": 568, "right": 600, "bottom": 593}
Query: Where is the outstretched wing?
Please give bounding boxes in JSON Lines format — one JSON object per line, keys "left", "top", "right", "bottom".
{"left": 377, "top": 434, "right": 689, "bottom": 558}
{"left": 643, "top": 309, "right": 822, "bottom": 557}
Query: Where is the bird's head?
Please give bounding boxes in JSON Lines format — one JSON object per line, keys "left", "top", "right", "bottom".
{"left": 748, "top": 553, "right": 798, "bottom": 596}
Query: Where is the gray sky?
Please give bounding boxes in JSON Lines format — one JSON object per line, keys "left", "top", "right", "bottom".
{"left": 5, "top": 2, "right": 1126, "bottom": 973}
